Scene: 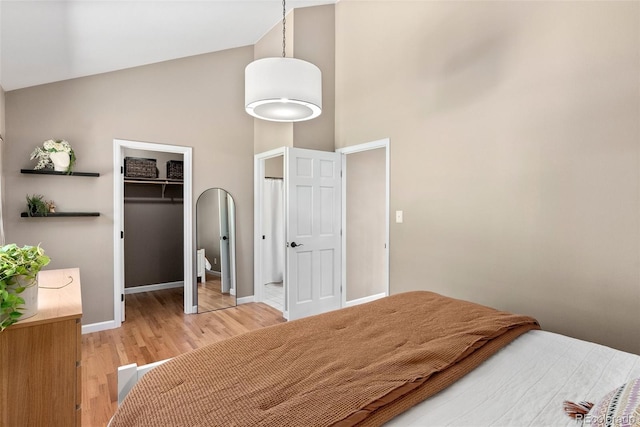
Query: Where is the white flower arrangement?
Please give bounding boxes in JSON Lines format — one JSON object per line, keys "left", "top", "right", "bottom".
{"left": 30, "top": 139, "right": 76, "bottom": 172}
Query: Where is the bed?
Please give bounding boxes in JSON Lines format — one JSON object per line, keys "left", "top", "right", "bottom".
{"left": 109, "top": 291, "right": 640, "bottom": 426}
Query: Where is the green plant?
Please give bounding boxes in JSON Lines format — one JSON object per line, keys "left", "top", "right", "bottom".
{"left": 0, "top": 244, "right": 51, "bottom": 331}
{"left": 26, "top": 194, "right": 50, "bottom": 217}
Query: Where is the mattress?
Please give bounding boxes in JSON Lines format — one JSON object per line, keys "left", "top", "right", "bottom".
{"left": 386, "top": 330, "right": 640, "bottom": 426}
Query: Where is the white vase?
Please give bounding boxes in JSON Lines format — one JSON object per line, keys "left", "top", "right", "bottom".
{"left": 13, "top": 275, "right": 39, "bottom": 320}
{"left": 50, "top": 151, "right": 70, "bottom": 172}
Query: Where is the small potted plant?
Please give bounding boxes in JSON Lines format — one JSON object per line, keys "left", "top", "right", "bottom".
{"left": 30, "top": 139, "right": 76, "bottom": 173}
{"left": 26, "top": 194, "right": 51, "bottom": 217}
{"left": 0, "top": 244, "right": 51, "bottom": 331}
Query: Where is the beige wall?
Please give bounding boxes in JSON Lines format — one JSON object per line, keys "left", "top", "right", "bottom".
{"left": 292, "top": 5, "right": 335, "bottom": 152}
{"left": 4, "top": 47, "right": 255, "bottom": 324}
{"left": 346, "top": 148, "right": 386, "bottom": 301}
{"left": 335, "top": 1, "right": 640, "bottom": 353}
{"left": 265, "top": 156, "right": 284, "bottom": 179}
{"left": 253, "top": 5, "right": 335, "bottom": 154}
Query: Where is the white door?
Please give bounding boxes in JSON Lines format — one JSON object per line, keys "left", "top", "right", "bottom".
{"left": 286, "top": 147, "right": 342, "bottom": 320}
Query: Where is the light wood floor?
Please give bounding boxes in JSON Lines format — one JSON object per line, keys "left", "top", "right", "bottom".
{"left": 81, "top": 287, "right": 285, "bottom": 427}
{"left": 198, "top": 272, "right": 236, "bottom": 312}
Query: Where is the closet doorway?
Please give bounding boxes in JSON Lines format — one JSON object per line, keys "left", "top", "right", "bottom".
{"left": 113, "top": 139, "right": 194, "bottom": 327}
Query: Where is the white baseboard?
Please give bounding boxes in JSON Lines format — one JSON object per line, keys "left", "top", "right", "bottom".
{"left": 82, "top": 320, "right": 117, "bottom": 334}
{"left": 237, "top": 296, "right": 254, "bottom": 305}
{"left": 124, "top": 281, "right": 184, "bottom": 294}
{"left": 344, "top": 292, "right": 387, "bottom": 308}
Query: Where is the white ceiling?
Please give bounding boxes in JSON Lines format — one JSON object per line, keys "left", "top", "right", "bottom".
{"left": 0, "top": 0, "right": 336, "bottom": 91}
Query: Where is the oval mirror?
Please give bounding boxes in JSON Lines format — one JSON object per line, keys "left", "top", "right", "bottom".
{"left": 196, "top": 188, "right": 236, "bottom": 312}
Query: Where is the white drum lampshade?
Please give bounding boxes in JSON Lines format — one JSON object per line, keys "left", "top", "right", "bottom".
{"left": 245, "top": 57, "right": 322, "bottom": 122}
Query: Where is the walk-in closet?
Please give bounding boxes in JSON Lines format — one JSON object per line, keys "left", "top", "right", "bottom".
{"left": 123, "top": 148, "right": 184, "bottom": 294}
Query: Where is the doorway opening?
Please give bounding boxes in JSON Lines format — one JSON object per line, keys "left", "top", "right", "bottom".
{"left": 261, "top": 173, "right": 285, "bottom": 313}
{"left": 338, "top": 138, "right": 390, "bottom": 307}
{"left": 254, "top": 148, "right": 287, "bottom": 317}
{"left": 113, "top": 139, "right": 194, "bottom": 327}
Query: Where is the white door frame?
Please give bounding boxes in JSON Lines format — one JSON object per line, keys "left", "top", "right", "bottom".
{"left": 113, "top": 138, "right": 195, "bottom": 328}
{"left": 253, "top": 147, "right": 286, "bottom": 312}
{"left": 337, "top": 138, "right": 390, "bottom": 307}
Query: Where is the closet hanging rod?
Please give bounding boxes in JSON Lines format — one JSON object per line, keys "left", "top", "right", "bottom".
{"left": 124, "top": 179, "right": 183, "bottom": 185}
{"left": 124, "top": 197, "right": 184, "bottom": 204}
{"left": 265, "top": 176, "right": 283, "bottom": 180}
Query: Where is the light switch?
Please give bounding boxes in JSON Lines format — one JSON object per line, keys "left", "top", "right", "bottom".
{"left": 395, "top": 210, "right": 403, "bottom": 223}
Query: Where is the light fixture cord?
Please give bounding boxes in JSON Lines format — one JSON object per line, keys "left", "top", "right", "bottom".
{"left": 282, "top": 0, "right": 286, "bottom": 58}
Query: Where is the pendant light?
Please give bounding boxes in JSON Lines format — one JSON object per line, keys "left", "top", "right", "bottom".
{"left": 245, "top": 0, "right": 322, "bottom": 122}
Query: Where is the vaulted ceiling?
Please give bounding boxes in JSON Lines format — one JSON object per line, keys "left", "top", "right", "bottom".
{"left": 0, "top": 0, "right": 336, "bottom": 91}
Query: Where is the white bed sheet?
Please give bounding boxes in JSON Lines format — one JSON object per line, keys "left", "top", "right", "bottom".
{"left": 386, "top": 330, "right": 640, "bottom": 426}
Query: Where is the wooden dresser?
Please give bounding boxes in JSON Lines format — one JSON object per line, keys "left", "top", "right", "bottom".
{"left": 0, "top": 268, "right": 83, "bottom": 427}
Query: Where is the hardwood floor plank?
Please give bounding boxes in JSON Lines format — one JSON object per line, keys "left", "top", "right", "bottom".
{"left": 81, "top": 287, "right": 285, "bottom": 426}
{"left": 198, "top": 273, "right": 236, "bottom": 312}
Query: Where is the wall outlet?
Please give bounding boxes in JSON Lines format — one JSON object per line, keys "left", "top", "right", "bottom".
{"left": 214, "top": 258, "right": 217, "bottom": 265}
{"left": 396, "top": 210, "right": 403, "bottom": 223}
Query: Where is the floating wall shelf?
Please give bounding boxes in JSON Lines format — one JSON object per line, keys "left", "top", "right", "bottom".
{"left": 21, "top": 212, "right": 100, "bottom": 218}
{"left": 20, "top": 169, "right": 100, "bottom": 177}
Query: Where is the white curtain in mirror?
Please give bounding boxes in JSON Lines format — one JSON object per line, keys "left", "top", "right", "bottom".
{"left": 262, "top": 178, "right": 284, "bottom": 284}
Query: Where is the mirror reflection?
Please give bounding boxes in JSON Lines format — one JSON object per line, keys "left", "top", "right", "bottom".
{"left": 196, "top": 188, "right": 236, "bottom": 312}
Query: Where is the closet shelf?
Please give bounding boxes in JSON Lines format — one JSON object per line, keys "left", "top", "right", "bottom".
{"left": 21, "top": 212, "right": 100, "bottom": 218}
{"left": 21, "top": 169, "right": 100, "bottom": 177}
{"left": 125, "top": 178, "right": 183, "bottom": 199}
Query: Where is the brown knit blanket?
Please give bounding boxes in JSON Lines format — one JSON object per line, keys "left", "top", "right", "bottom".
{"left": 110, "top": 291, "right": 539, "bottom": 426}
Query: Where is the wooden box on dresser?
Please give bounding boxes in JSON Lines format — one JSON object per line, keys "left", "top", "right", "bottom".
{"left": 0, "top": 268, "right": 83, "bottom": 427}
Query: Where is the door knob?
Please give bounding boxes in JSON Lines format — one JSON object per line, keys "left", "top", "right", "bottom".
{"left": 222, "top": 236, "right": 228, "bottom": 240}
{"left": 290, "top": 241, "right": 303, "bottom": 248}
